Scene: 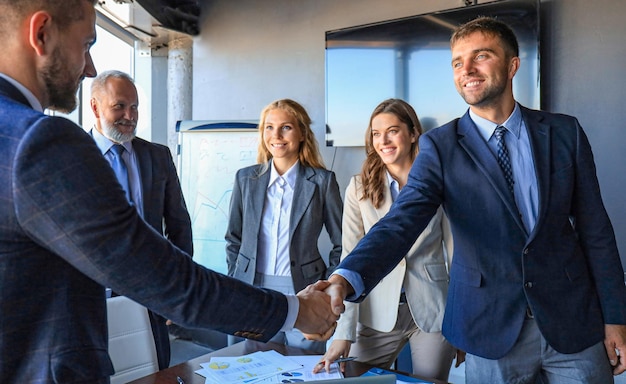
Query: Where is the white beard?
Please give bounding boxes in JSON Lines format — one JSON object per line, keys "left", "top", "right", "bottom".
{"left": 101, "top": 118, "right": 136, "bottom": 143}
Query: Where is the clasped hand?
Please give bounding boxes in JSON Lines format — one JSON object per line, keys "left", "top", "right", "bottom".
{"left": 295, "top": 279, "right": 348, "bottom": 341}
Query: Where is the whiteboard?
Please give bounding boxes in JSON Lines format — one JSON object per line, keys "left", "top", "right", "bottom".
{"left": 177, "top": 121, "right": 258, "bottom": 274}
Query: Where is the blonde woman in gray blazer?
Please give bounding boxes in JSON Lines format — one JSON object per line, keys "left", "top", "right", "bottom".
{"left": 226, "top": 99, "right": 342, "bottom": 353}
{"left": 315, "top": 99, "right": 457, "bottom": 381}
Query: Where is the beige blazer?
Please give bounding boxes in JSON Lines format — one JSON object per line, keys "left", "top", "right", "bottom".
{"left": 334, "top": 175, "right": 453, "bottom": 342}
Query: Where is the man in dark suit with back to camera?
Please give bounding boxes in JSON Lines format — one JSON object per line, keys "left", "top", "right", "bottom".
{"left": 89, "top": 70, "right": 193, "bottom": 370}
{"left": 0, "top": 1, "right": 338, "bottom": 382}
{"left": 321, "top": 16, "right": 626, "bottom": 384}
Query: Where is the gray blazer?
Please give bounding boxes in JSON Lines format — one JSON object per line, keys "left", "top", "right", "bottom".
{"left": 225, "top": 163, "right": 342, "bottom": 291}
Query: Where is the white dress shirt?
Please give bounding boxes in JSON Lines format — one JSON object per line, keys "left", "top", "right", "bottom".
{"left": 257, "top": 160, "right": 298, "bottom": 276}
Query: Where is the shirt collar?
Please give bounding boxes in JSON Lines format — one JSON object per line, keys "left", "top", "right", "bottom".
{"left": 469, "top": 102, "right": 523, "bottom": 142}
{"left": 91, "top": 126, "right": 133, "bottom": 155}
{"left": 269, "top": 160, "right": 299, "bottom": 189}
{"left": 385, "top": 171, "right": 400, "bottom": 201}
{"left": 0, "top": 73, "right": 44, "bottom": 112}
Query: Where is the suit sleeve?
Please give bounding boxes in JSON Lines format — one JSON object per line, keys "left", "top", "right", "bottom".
{"left": 339, "top": 133, "right": 441, "bottom": 300}
{"left": 14, "top": 117, "right": 288, "bottom": 340}
{"left": 570, "top": 119, "right": 626, "bottom": 323}
{"left": 322, "top": 171, "right": 343, "bottom": 277}
{"left": 334, "top": 176, "right": 364, "bottom": 342}
{"left": 225, "top": 170, "right": 244, "bottom": 276}
{"left": 161, "top": 147, "right": 194, "bottom": 256}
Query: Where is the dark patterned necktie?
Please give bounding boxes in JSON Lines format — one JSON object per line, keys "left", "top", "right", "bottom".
{"left": 494, "top": 126, "right": 514, "bottom": 193}
{"left": 110, "top": 144, "right": 131, "bottom": 202}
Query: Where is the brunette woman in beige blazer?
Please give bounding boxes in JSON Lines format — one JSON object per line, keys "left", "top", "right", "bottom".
{"left": 315, "top": 99, "right": 457, "bottom": 381}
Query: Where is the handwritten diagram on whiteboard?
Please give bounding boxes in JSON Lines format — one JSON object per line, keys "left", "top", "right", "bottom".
{"left": 177, "top": 121, "right": 258, "bottom": 274}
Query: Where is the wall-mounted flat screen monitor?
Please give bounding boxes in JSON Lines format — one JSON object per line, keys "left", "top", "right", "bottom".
{"left": 325, "top": 0, "right": 540, "bottom": 146}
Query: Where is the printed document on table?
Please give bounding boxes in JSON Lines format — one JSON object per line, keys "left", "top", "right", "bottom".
{"left": 195, "top": 352, "right": 342, "bottom": 384}
{"left": 254, "top": 355, "right": 342, "bottom": 383}
{"left": 200, "top": 350, "right": 300, "bottom": 384}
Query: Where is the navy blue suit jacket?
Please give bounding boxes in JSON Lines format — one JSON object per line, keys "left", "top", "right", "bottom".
{"left": 340, "top": 106, "right": 626, "bottom": 359}
{"left": 0, "top": 78, "right": 287, "bottom": 382}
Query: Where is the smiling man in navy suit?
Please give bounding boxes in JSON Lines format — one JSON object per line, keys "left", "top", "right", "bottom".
{"left": 0, "top": 1, "right": 338, "bottom": 382}
{"left": 321, "top": 16, "right": 626, "bottom": 384}
{"left": 89, "top": 70, "right": 193, "bottom": 370}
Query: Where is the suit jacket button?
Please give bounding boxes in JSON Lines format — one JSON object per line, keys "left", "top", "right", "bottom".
{"left": 524, "top": 281, "right": 533, "bottom": 288}
{"left": 290, "top": 260, "right": 295, "bottom": 266}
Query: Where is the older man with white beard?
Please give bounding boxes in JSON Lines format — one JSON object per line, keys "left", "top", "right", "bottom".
{"left": 89, "top": 70, "right": 194, "bottom": 370}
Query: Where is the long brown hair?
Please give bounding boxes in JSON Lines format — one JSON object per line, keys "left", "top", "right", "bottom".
{"left": 360, "top": 99, "right": 422, "bottom": 208}
{"left": 256, "top": 99, "right": 326, "bottom": 171}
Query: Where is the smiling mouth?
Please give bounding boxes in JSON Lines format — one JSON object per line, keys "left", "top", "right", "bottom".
{"left": 465, "top": 80, "right": 481, "bottom": 87}
{"left": 380, "top": 148, "right": 395, "bottom": 154}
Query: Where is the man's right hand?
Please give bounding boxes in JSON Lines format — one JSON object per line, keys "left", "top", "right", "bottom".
{"left": 325, "top": 274, "right": 352, "bottom": 315}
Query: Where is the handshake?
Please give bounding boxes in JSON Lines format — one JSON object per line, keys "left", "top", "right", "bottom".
{"left": 293, "top": 275, "right": 353, "bottom": 340}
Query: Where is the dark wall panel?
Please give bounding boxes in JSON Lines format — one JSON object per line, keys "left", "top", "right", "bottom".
{"left": 541, "top": 0, "right": 626, "bottom": 269}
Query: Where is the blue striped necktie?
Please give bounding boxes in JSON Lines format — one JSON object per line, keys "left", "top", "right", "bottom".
{"left": 494, "top": 126, "right": 514, "bottom": 194}
{"left": 110, "top": 144, "right": 131, "bottom": 202}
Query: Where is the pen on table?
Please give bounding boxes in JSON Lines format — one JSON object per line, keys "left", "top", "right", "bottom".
{"left": 176, "top": 376, "right": 185, "bottom": 384}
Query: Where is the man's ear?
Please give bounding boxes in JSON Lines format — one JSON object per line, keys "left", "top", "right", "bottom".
{"left": 508, "top": 56, "right": 520, "bottom": 80}
{"left": 90, "top": 98, "right": 100, "bottom": 118}
{"left": 28, "top": 11, "right": 53, "bottom": 56}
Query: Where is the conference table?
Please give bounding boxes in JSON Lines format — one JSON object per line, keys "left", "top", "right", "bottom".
{"left": 127, "top": 340, "right": 448, "bottom": 384}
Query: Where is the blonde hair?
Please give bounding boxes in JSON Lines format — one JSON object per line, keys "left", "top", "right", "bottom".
{"left": 256, "top": 99, "right": 326, "bottom": 170}
{"left": 361, "top": 99, "right": 422, "bottom": 209}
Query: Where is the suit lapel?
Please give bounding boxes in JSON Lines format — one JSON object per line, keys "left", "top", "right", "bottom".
{"left": 249, "top": 166, "right": 270, "bottom": 237}
{"left": 290, "top": 166, "right": 315, "bottom": 238}
{"left": 457, "top": 112, "right": 525, "bottom": 232}
{"left": 521, "top": 108, "right": 550, "bottom": 239}
{"left": 133, "top": 138, "right": 152, "bottom": 214}
{"left": 375, "top": 177, "right": 393, "bottom": 220}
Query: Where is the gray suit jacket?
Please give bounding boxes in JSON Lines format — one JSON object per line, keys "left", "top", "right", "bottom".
{"left": 225, "top": 163, "right": 342, "bottom": 291}
{"left": 334, "top": 175, "right": 452, "bottom": 342}
{"left": 0, "top": 78, "right": 288, "bottom": 383}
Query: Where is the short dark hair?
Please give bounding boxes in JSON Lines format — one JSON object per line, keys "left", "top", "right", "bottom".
{"left": 451, "top": 16, "right": 519, "bottom": 58}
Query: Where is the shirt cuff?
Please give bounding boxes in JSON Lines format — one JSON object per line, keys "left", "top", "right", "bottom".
{"left": 331, "top": 268, "right": 364, "bottom": 301}
{"left": 280, "top": 294, "right": 299, "bottom": 331}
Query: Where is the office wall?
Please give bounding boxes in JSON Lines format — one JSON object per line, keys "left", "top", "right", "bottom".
{"left": 191, "top": 0, "right": 626, "bottom": 267}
